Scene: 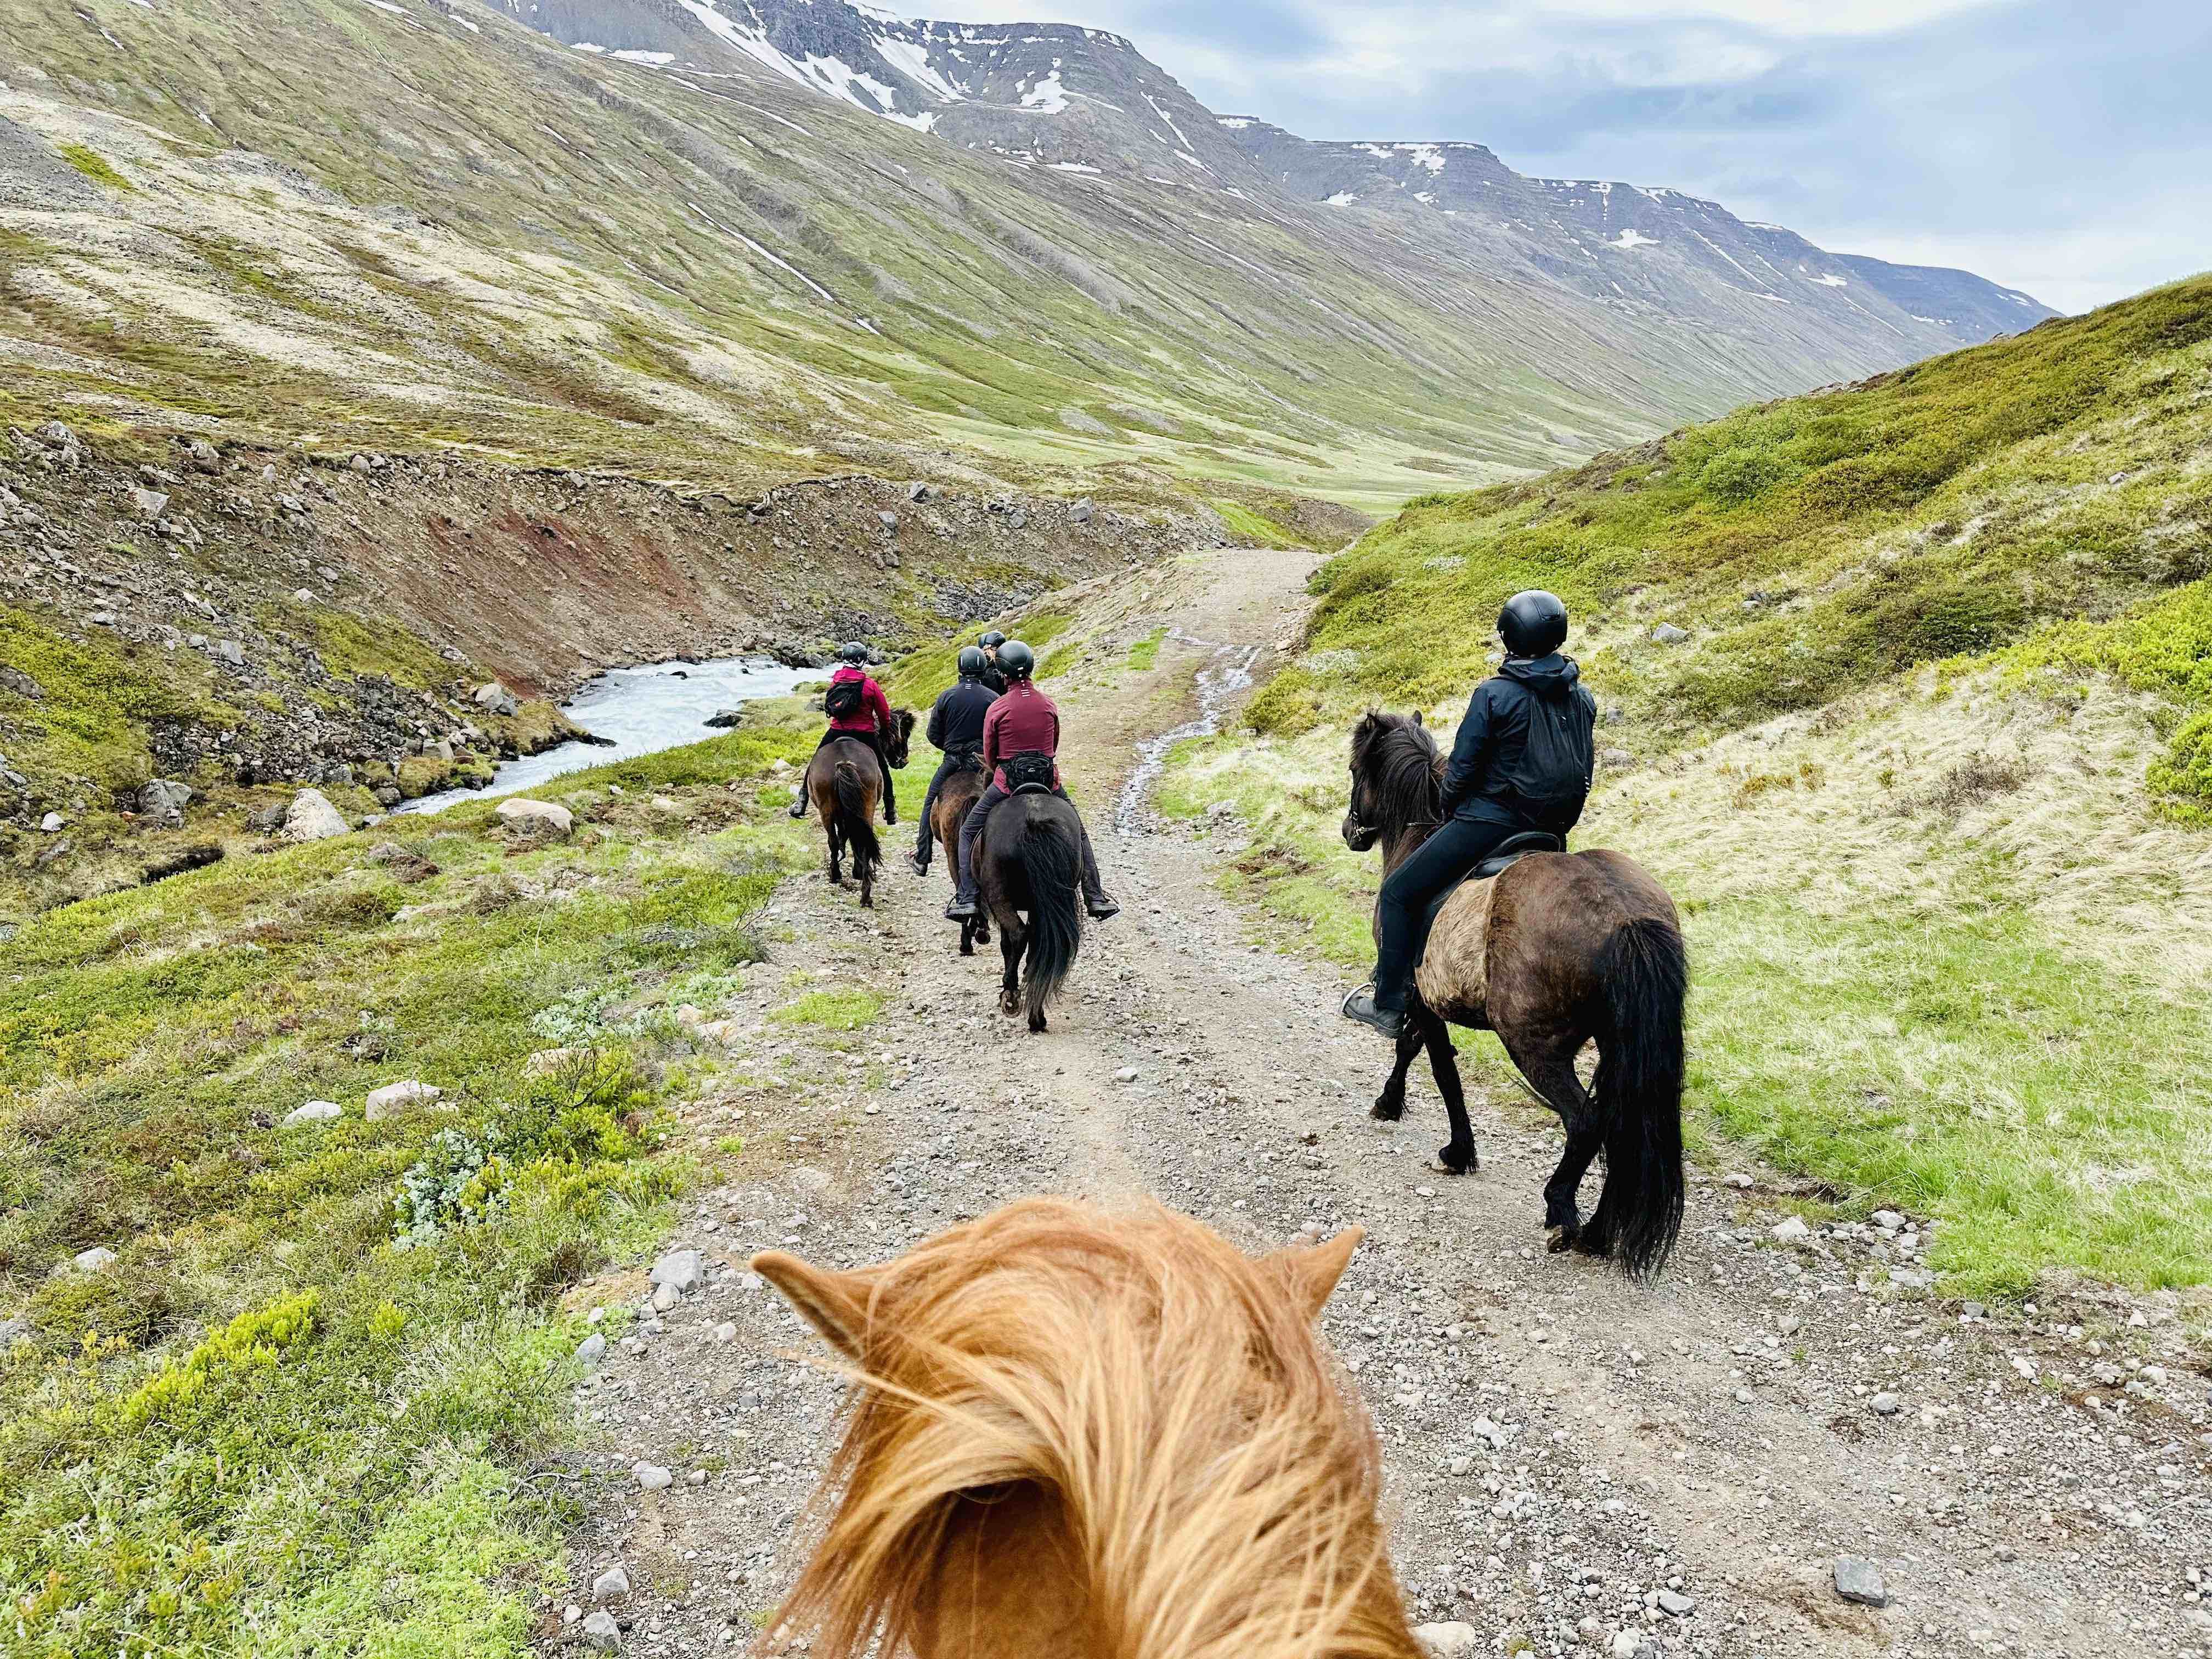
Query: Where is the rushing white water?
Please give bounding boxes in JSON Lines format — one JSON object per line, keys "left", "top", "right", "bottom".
{"left": 1113, "top": 631, "right": 1260, "bottom": 835}
{"left": 398, "top": 654, "right": 814, "bottom": 815}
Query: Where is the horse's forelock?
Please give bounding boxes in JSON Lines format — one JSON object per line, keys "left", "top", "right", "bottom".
{"left": 1350, "top": 712, "right": 1441, "bottom": 830}
{"left": 769, "top": 1200, "right": 1407, "bottom": 1659}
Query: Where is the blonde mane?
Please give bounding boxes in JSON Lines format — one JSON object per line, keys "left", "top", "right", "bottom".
{"left": 754, "top": 1199, "right": 1420, "bottom": 1659}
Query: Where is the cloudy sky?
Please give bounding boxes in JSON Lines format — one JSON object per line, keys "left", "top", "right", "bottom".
{"left": 943, "top": 0, "right": 2210, "bottom": 313}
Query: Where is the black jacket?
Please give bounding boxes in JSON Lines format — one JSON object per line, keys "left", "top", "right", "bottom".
{"left": 977, "top": 664, "right": 1009, "bottom": 696}
{"left": 1440, "top": 653, "right": 1598, "bottom": 832}
{"left": 928, "top": 676, "right": 999, "bottom": 755}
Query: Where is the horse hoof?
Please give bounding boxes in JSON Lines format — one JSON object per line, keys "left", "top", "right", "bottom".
{"left": 1544, "top": 1224, "right": 1574, "bottom": 1254}
{"left": 1029, "top": 1017, "right": 1047, "bottom": 1034}
{"left": 1435, "top": 1141, "right": 1475, "bottom": 1174}
{"left": 1369, "top": 1099, "right": 1403, "bottom": 1122}
{"left": 1571, "top": 1232, "right": 1613, "bottom": 1260}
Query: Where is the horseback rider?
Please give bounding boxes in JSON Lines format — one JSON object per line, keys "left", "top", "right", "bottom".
{"left": 1341, "top": 590, "right": 1597, "bottom": 1039}
{"left": 790, "top": 642, "right": 899, "bottom": 824}
{"left": 944, "top": 640, "right": 1120, "bottom": 923}
{"left": 911, "top": 645, "right": 1001, "bottom": 878}
{"left": 975, "top": 631, "right": 1010, "bottom": 695}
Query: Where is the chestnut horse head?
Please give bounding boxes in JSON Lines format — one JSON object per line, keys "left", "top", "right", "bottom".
{"left": 752, "top": 1199, "right": 1424, "bottom": 1659}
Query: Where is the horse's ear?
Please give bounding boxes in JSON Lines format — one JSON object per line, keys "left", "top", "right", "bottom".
{"left": 1412, "top": 709, "right": 1423, "bottom": 727}
{"left": 1263, "top": 1226, "right": 1364, "bottom": 1321}
{"left": 752, "top": 1251, "right": 878, "bottom": 1358}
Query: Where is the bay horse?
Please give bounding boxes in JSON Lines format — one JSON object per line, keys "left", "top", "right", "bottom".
{"left": 974, "top": 790, "right": 1084, "bottom": 1031}
{"left": 751, "top": 1198, "right": 1424, "bottom": 1659}
{"left": 1344, "top": 711, "right": 1687, "bottom": 1276}
{"left": 804, "top": 710, "right": 915, "bottom": 907}
{"left": 927, "top": 754, "right": 992, "bottom": 956}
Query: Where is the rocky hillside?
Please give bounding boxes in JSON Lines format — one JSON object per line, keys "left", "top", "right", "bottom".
{"left": 3, "top": 0, "right": 2044, "bottom": 518}
{"left": 0, "top": 413, "right": 1217, "bottom": 916}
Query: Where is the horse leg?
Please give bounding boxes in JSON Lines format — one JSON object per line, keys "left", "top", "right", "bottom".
{"left": 827, "top": 819, "right": 843, "bottom": 886}
{"left": 958, "top": 915, "right": 975, "bottom": 957}
{"left": 1501, "top": 1027, "right": 1601, "bottom": 1254}
{"left": 1370, "top": 1022, "right": 1423, "bottom": 1121}
{"left": 1417, "top": 1005, "right": 1479, "bottom": 1174}
{"left": 998, "top": 919, "right": 1025, "bottom": 1017}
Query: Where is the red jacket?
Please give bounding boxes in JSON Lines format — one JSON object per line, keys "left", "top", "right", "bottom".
{"left": 982, "top": 679, "right": 1062, "bottom": 792}
{"left": 827, "top": 665, "right": 892, "bottom": 736}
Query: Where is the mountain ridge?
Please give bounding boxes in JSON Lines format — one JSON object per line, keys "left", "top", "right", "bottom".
{"left": 505, "top": 0, "right": 2052, "bottom": 350}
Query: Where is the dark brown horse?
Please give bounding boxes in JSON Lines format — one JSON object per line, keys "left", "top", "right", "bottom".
{"left": 974, "top": 790, "right": 1084, "bottom": 1032}
{"left": 928, "top": 755, "right": 993, "bottom": 956}
{"left": 805, "top": 711, "right": 915, "bottom": 907}
{"left": 1342, "top": 712, "right": 1688, "bottom": 1276}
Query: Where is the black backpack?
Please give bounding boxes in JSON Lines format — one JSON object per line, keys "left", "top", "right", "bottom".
{"left": 823, "top": 677, "right": 864, "bottom": 720}
{"left": 1003, "top": 749, "right": 1058, "bottom": 794}
{"left": 1512, "top": 689, "right": 1595, "bottom": 832}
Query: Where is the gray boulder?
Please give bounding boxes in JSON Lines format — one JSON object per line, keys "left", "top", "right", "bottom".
{"left": 281, "top": 788, "right": 349, "bottom": 842}
{"left": 283, "top": 1101, "right": 343, "bottom": 1126}
{"left": 139, "top": 778, "right": 193, "bottom": 827}
{"left": 1833, "top": 1557, "right": 1888, "bottom": 1606}
{"left": 495, "top": 798, "right": 572, "bottom": 836}
{"left": 877, "top": 510, "right": 899, "bottom": 532}
{"left": 590, "top": 1564, "right": 630, "bottom": 1602}
{"left": 1413, "top": 1625, "right": 1481, "bottom": 1659}
{"left": 1070, "top": 496, "right": 1095, "bottom": 524}
{"left": 579, "top": 1609, "right": 621, "bottom": 1650}
{"left": 73, "top": 1246, "right": 119, "bottom": 1273}
{"left": 473, "top": 682, "right": 520, "bottom": 718}
{"left": 130, "top": 486, "right": 170, "bottom": 519}
{"left": 1651, "top": 622, "right": 1690, "bottom": 645}
{"left": 364, "top": 1080, "right": 442, "bottom": 1120}
{"left": 650, "top": 1249, "right": 704, "bottom": 1295}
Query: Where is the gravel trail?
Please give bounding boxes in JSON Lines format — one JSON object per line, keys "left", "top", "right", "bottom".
{"left": 541, "top": 548, "right": 2209, "bottom": 1659}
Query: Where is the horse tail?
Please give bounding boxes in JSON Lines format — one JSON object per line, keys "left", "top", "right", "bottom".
{"left": 1593, "top": 914, "right": 1688, "bottom": 1279}
{"left": 1017, "top": 812, "right": 1083, "bottom": 1019}
{"left": 834, "top": 761, "right": 878, "bottom": 876}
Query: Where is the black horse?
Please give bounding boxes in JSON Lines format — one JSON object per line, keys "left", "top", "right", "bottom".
{"left": 973, "top": 790, "right": 1085, "bottom": 1032}
{"left": 1344, "top": 712, "right": 1689, "bottom": 1277}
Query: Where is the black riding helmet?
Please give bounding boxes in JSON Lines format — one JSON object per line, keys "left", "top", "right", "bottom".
{"left": 978, "top": 630, "right": 1008, "bottom": 650}
{"left": 838, "top": 641, "right": 869, "bottom": 664}
{"left": 996, "top": 639, "right": 1036, "bottom": 679}
{"left": 956, "top": 645, "right": 989, "bottom": 678}
{"left": 1496, "top": 590, "right": 1568, "bottom": 659}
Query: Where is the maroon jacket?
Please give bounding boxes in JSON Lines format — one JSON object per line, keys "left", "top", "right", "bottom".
{"left": 981, "top": 679, "right": 1062, "bottom": 792}
{"left": 827, "top": 665, "right": 892, "bottom": 737}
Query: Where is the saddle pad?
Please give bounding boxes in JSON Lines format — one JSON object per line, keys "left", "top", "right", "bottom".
{"left": 1414, "top": 873, "right": 1498, "bottom": 1024}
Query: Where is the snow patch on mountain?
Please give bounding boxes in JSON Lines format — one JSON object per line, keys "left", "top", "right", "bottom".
{"left": 1609, "top": 228, "right": 1657, "bottom": 250}
{"left": 1020, "top": 68, "right": 1068, "bottom": 112}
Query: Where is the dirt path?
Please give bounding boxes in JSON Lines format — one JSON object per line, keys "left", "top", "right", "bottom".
{"left": 542, "top": 548, "right": 2207, "bottom": 1659}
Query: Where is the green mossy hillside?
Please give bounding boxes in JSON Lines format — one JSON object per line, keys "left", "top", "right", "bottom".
{"left": 1261, "top": 276, "right": 2212, "bottom": 816}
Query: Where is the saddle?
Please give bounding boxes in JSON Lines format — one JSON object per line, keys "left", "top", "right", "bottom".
{"left": 1003, "top": 749, "right": 1058, "bottom": 796}
{"left": 1410, "top": 832, "right": 1564, "bottom": 1023}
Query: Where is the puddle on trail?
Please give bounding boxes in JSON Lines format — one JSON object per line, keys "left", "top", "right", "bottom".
{"left": 1114, "top": 630, "right": 1260, "bottom": 835}
{"left": 399, "top": 654, "right": 812, "bottom": 814}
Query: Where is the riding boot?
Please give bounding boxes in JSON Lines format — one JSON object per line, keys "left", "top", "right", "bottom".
{"left": 1067, "top": 802, "right": 1118, "bottom": 920}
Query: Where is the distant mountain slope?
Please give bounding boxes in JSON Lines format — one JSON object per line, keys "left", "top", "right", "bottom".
{"left": 503, "top": 0, "right": 2052, "bottom": 357}
{"left": 0, "top": 0, "right": 2049, "bottom": 514}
